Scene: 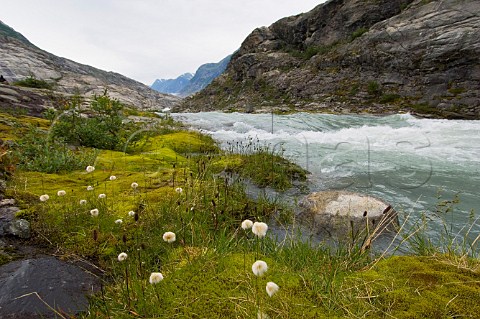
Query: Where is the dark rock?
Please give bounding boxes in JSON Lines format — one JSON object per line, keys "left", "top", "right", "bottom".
{"left": 7, "top": 219, "right": 30, "bottom": 239}
{"left": 0, "top": 256, "right": 101, "bottom": 319}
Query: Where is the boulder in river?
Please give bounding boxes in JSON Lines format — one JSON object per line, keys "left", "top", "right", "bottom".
{"left": 299, "top": 191, "right": 398, "bottom": 240}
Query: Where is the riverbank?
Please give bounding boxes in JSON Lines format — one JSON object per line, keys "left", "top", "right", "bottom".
{"left": 1, "top": 103, "right": 480, "bottom": 318}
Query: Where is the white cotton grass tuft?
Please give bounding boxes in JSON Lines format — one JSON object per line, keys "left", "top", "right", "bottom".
{"left": 149, "top": 272, "right": 164, "bottom": 284}
{"left": 175, "top": 187, "right": 183, "bottom": 194}
{"left": 241, "top": 219, "right": 253, "bottom": 230}
{"left": 109, "top": 175, "right": 117, "bottom": 181}
{"left": 131, "top": 182, "right": 138, "bottom": 189}
{"left": 115, "top": 219, "right": 123, "bottom": 224}
{"left": 57, "top": 190, "right": 66, "bottom": 197}
{"left": 98, "top": 193, "right": 106, "bottom": 199}
{"left": 118, "top": 252, "right": 128, "bottom": 262}
{"left": 86, "top": 165, "right": 95, "bottom": 173}
{"left": 90, "top": 208, "right": 99, "bottom": 217}
{"left": 79, "top": 199, "right": 87, "bottom": 205}
{"left": 266, "top": 282, "right": 279, "bottom": 297}
{"left": 257, "top": 310, "right": 270, "bottom": 319}
{"left": 163, "top": 231, "right": 176, "bottom": 243}
{"left": 252, "top": 260, "right": 268, "bottom": 277}
{"left": 128, "top": 211, "right": 136, "bottom": 217}
{"left": 252, "top": 222, "right": 268, "bottom": 238}
{"left": 39, "top": 194, "right": 49, "bottom": 202}
{"left": 87, "top": 186, "right": 94, "bottom": 191}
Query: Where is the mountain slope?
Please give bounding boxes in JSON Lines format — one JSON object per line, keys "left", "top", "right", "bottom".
{"left": 181, "top": 0, "right": 480, "bottom": 119}
{"left": 178, "top": 55, "right": 232, "bottom": 97}
{"left": 0, "top": 21, "right": 179, "bottom": 111}
{"left": 151, "top": 73, "right": 193, "bottom": 95}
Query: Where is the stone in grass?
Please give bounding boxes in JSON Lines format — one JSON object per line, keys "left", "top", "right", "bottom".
{"left": 7, "top": 219, "right": 30, "bottom": 239}
{"left": 299, "top": 191, "right": 398, "bottom": 240}
{"left": 0, "top": 256, "right": 101, "bottom": 319}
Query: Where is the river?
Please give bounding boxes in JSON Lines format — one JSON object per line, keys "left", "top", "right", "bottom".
{"left": 172, "top": 112, "right": 480, "bottom": 243}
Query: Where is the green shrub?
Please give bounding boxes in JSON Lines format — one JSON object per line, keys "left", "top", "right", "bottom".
{"left": 367, "top": 81, "right": 382, "bottom": 97}
{"left": 351, "top": 27, "right": 368, "bottom": 41}
{"left": 14, "top": 76, "right": 53, "bottom": 90}
{"left": 379, "top": 93, "right": 401, "bottom": 104}
{"left": 51, "top": 92, "right": 143, "bottom": 150}
{"left": 13, "top": 125, "right": 98, "bottom": 173}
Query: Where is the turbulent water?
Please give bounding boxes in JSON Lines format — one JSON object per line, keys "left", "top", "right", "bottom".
{"left": 172, "top": 112, "right": 480, "bottom": 240}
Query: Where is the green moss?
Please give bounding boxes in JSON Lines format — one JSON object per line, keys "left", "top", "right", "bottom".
{"left": 137, "top": 131, "right": 219, "bottom": 154}
{"left": 343, "top": 256, "right": 480, "bottom": 318}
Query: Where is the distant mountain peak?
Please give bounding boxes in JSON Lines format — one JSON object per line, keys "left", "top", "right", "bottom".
{"left": 151, "top": 55, "right": 232, "bottom": 97}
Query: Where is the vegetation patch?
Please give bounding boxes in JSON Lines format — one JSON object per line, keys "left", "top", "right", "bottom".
{"left": 342, "top": 256, "right": 480, "bottom": 318}
{"left": 13, "top": 76, "right": 54, "bottom": 90}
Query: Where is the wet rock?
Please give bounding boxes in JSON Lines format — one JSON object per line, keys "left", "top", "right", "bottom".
{"left": 0, "top": 199, "right": 15, "bottom": 207}
{"left": 0, "top": 256, "right": 101, "bottom": 319}
{"left": 7, "top": 219, "right": 30, "bottom": 239}
{"left": 299, "top": 191, "right": 398, "bottom": 240}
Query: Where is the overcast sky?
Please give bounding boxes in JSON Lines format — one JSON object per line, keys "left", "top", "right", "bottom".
{"left": 2, "top": 1, "right": 325, "bottom": 85}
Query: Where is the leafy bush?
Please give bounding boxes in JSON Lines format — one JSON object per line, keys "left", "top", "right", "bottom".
{"left": 379, "top": 93, "right": 401, "bottom": 104}
{"left": 13, "top": 126, "right": 98, "bottom": 173}
{"left": 350, "top": 27, "right": 368, "bottom": 41}
{"left": 14, "top": 76, "right": 53, "bottom": 90}
{"left": 51, "top": 92, "right": 142, "bottom": 150}
{"left": 367, "top": 81, "right": 382, "bottom": 97}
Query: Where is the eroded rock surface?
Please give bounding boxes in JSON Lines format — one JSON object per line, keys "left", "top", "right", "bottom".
{"left": 0, "top": 21, "right": 180, "bottom": 112}
{"left": 0, "top": 256, "right": 100, "bottom": 319}
{"left": 183, "top": 0, "right": 480, "bottom": 119}
{"left": 300, "top": 191, "right": 398, "bottom": 239}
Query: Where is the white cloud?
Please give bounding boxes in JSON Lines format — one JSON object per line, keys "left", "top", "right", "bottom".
{"left": 2, "top": 0, "right": 325, "bottom": 85}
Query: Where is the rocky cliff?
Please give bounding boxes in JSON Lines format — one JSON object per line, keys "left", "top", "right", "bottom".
{"left": 180, "top": 0, "right": 480, "bottom": 119}
{"left": 0, "top": 21, "right": 179, "bottom": 112}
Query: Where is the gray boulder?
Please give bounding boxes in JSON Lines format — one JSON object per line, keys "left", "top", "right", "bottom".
{"left": 299, "top": 191, "right": 398, "bottom": 240}
{"left": 7, "top": 219, "right": 30, "bottom": 239}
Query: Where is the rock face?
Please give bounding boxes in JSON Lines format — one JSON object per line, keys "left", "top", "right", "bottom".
{"left": 0, "top": 256, "right": 100, "bottom": 319}
{"left": 0, "top": 21, "right": 179, "bottom": 111}
{"left": 181, "top": 0, "right": 480, "bottom": 119}
{"left": 299, "top": 191, "right": 398, "bottom": 240}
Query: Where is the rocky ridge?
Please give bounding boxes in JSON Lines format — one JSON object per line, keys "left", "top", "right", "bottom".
{"left": 0, "top": 21, "right": 179, "bottom": 111}
{"left": 181, "top": 0, "right": 480, "bottom": 119}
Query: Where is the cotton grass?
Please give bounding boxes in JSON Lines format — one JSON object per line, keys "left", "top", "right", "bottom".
{"left": 266, "top": 282, "right": 279, "bottom": 297}
{"left": 241, "top": 219, "right": 253, "bottom": 230}
{"left": 117, "top": 252, "right": 128, "bottom": 262}
{"left": 252, "top": 222, "right": 268, "bottom": 238}
{"left": 252, "top": 260, "right": 268, "bottom": 277}
{"left": 86, "top": 165, "right": 95, "bottom": 173}
{"left": 149, "top": 272, "right": 164, "bottom": 284}
{"left": 163, "top": 231, "right": 176, "bottom": 243}
{"left": 39, "top": 194, "right": 49, "bottom": 202}
{"left": 57, "top": 190, "right": 66, "bottom": 196}
{"left": 90, "top": 208, "right": 99, "bottom": 217}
